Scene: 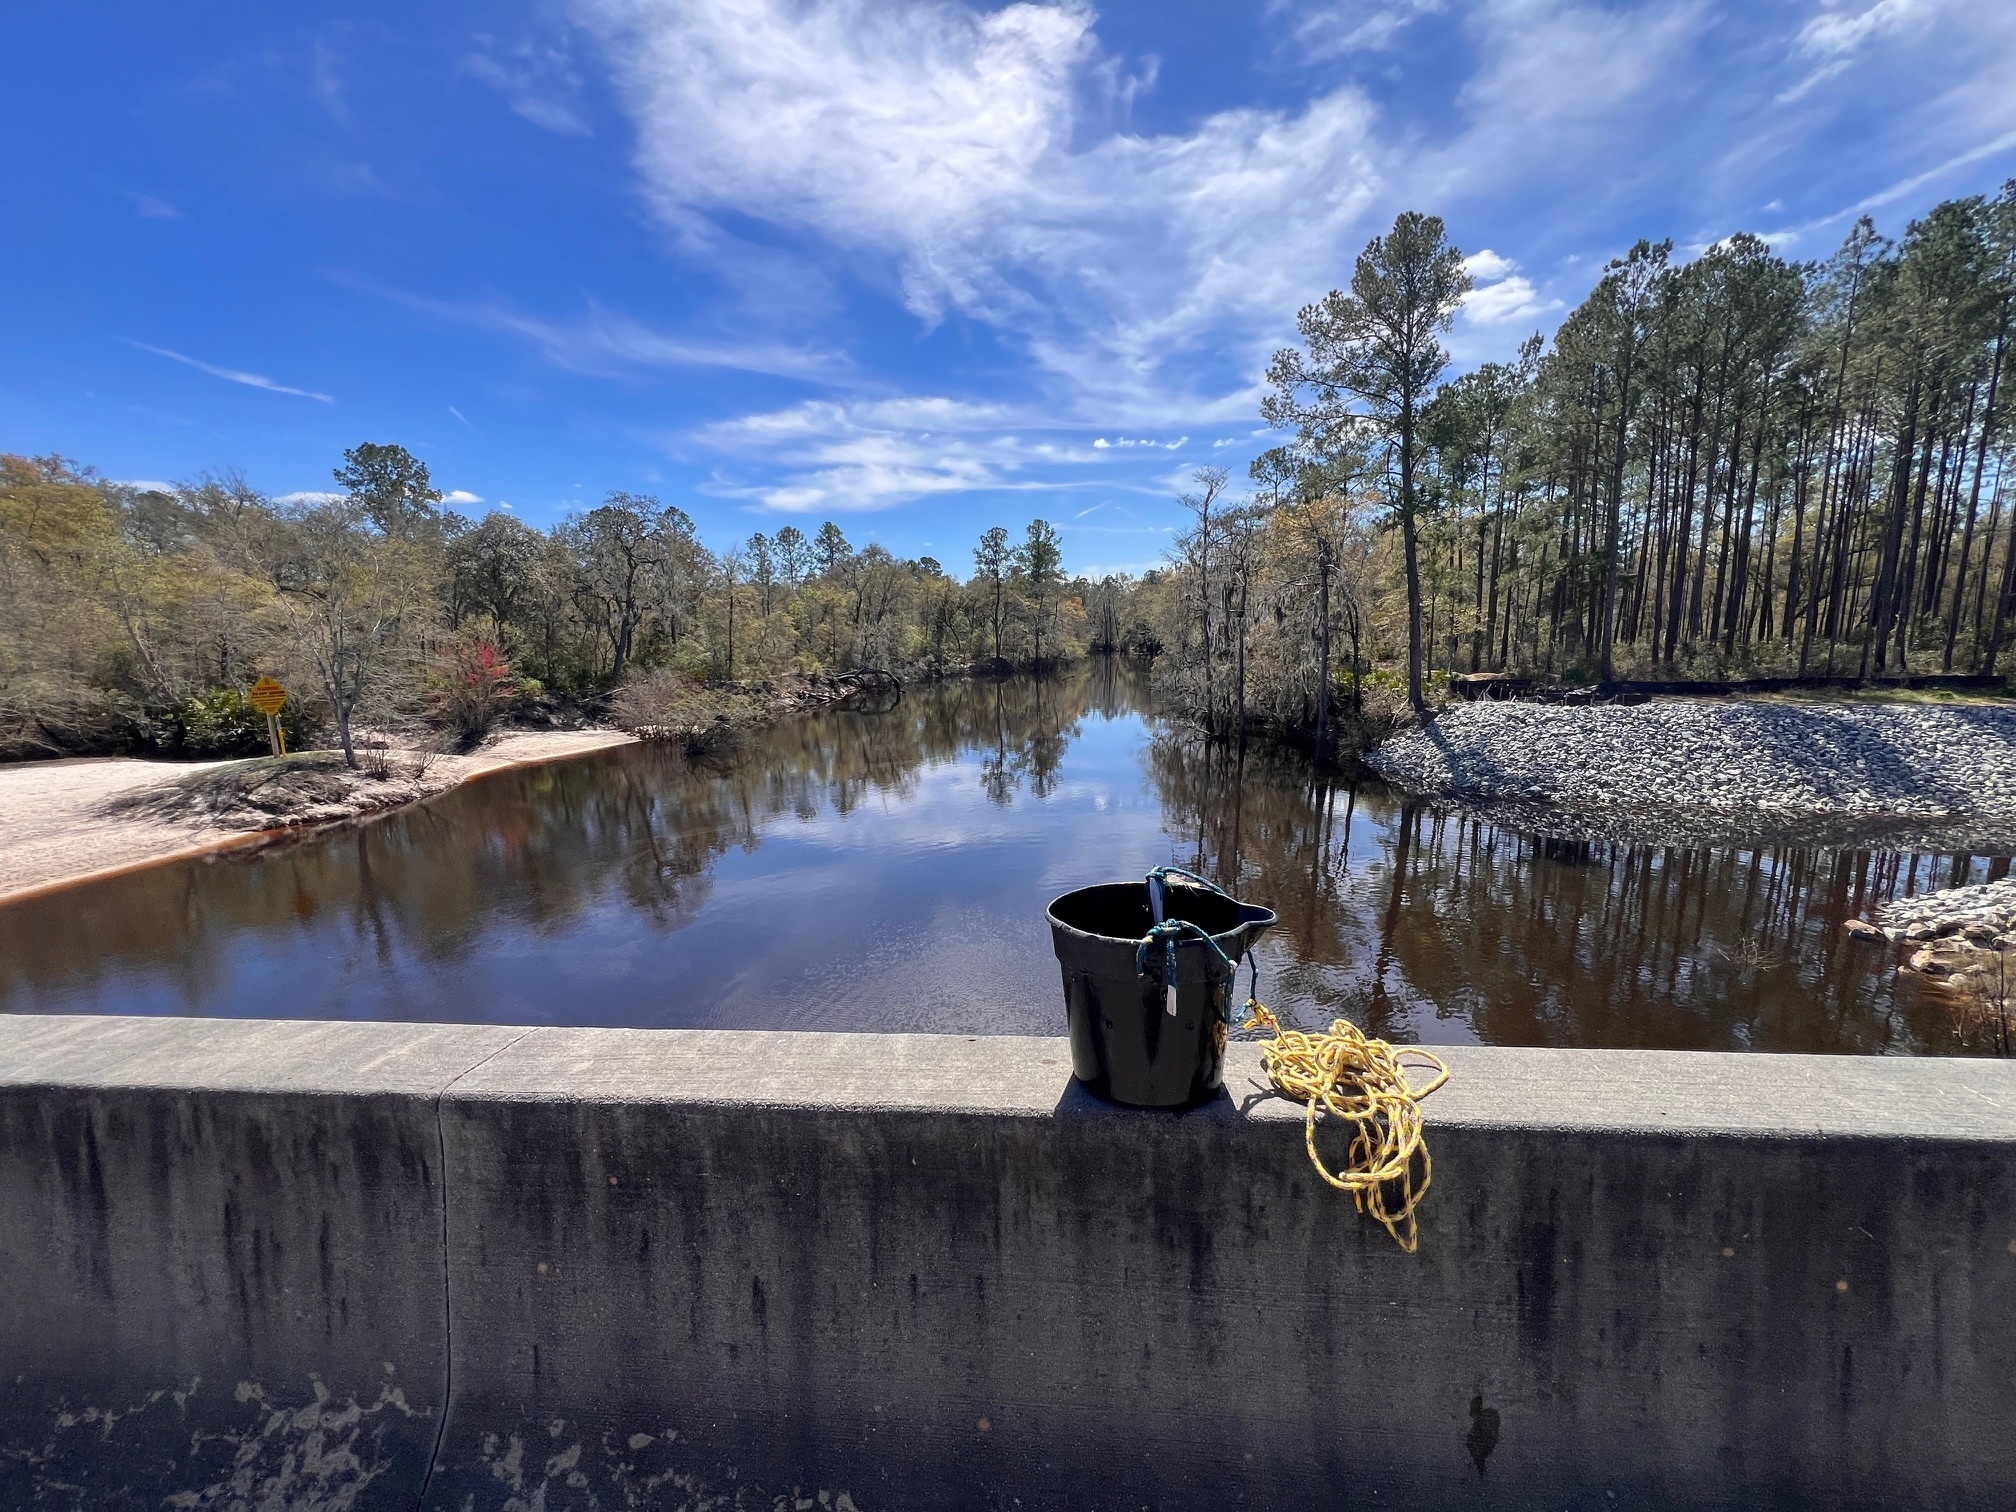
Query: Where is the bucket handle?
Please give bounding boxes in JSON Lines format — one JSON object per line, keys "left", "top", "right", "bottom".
{"left": 1147, "top": 864, "right": 1223, "bottom": 899}
{"left": 1135, "top": 866, "right": 1263, "bottom": 1018}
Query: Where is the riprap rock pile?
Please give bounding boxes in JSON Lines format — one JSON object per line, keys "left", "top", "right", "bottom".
{"left": 1368, "top": 700, "right": 2016, "bottom": 823}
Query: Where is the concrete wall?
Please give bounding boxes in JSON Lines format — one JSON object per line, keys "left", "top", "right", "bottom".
{"left": 3, "top": 1016, "right": 2012, "bottom": 1510}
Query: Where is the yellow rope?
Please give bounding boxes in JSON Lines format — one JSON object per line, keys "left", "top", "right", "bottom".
{"left": 1240, "top": 1002, "right": 1450, "bottom": 1254}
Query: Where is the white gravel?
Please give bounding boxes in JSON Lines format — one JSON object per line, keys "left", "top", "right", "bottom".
{"left": 1366, "top": 700, "right": 2016, "bottom": 825}
{"left": 1876, "top": 875, "right": 2016, "bottom": 939}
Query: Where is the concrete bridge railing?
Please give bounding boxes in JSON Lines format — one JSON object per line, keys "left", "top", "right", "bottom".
{"left": 2, "top": 1013, "right": 2012, "bottom": 1510}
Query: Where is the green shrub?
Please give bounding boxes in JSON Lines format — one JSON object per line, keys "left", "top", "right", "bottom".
{"left": 174, "top": 688, "right": 307, "bottom": 758}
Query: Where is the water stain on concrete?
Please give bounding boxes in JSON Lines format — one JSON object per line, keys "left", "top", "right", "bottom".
{"left": 1466, "top": 1394, "right": 1501, "bottom": 1475}
{"left": 467, "top": 1419, "right": 863, "bottom": 1512}
{"left": 14, "top": 1375, "right": 422, "bottom": 1512}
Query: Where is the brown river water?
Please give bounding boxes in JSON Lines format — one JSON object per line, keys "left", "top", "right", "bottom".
{"left": 0, "top": 665, "right": 2003, "bottom": 1053}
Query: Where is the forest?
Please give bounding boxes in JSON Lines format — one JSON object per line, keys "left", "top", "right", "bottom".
{"left": 2, "top": 179, "right": 2011, "bottom": 764}
{"left": 1194, "top": 180, "right": 2016, "bottom": 747}
{"left": 0, "top": 444, "right": 1127, "bottom": 762}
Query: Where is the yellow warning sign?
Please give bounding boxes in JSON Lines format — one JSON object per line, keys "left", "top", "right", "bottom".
{"left": 248, "top": 677, "right": 288, "bottom": 715}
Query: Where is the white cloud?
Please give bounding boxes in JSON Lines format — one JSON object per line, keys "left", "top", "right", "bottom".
{"left": 1775, "top": 1, "right": 1993, "bottom": 103}
{"left": 1799, "top": 0, "right": 1928, "bottom": 59}
{"left": 127, "top": 341, "right": 334, "bottom": 403}
{"left": 1462, "top": 274, "right": 1561, "bottom": 326}
{"left": 115, "top": 479, "right": 177, "bottom": 493}
{"left": 275, "top": 490, "right": 345, "bottom": 506}
{"left": 1090, "top": 435, "right": 1186, "bottom": 450}
{"left": 1456, "top": 249, "right": 1565, "bottom": 329}
{"left": 131, "top": 194, "right": 184, "bottom": 220}
{"left": 573, "top": 0, "right": 1749, "bottom": 421}
{"left": 584, "top": 0, "right": 1092, "bottom": 253}
{"left": 1463, "top": 249, "right": 1517, "bottom": 281}
{"left": 698, "top": 399, "right": 1009, "bottom": 511}
{"left": 703, "top": 396, "right": 1007, "bottom": 446}
{"left": 579, "top": 0, "right": 1383, "bottom": 411}
{"left": 695, "top": 395, "right": 1129, "bottom": 511}
{"left": 442, "top": 489, "right": 484, "bottom": 505}
{"left": 705, "top": 410, "right": 971, "bottom": 511}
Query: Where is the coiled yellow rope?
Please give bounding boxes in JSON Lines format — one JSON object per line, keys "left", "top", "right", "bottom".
{"left": 1240, "top": 1003, "right": 1450, "bottom": 1253}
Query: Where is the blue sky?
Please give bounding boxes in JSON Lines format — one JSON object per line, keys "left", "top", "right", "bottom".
{"left": 5, "top": 0, "right": 2014, "bottom": 574}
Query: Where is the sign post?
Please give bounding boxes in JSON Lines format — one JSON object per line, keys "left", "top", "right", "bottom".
{"left": 249, "top": 677, "right": 289, "bottom": 757}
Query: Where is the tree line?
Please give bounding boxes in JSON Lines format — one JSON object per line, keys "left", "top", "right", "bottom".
{"left": 1166, "top": 181, "right": 2016, "bottom": 752}
{"left": 0, "top": 445, "right": 1125, "bottom": 763}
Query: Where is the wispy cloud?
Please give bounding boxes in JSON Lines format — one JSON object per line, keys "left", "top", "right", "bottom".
{"left": 463, "top": 33, "right": 593, "bottom": 135}
{"left": 572, "top": 0, "right": 1782, "bottom": 421}
{"left": 1779, "top": 0, "right": 1932, "bottom": 102}
{"left": 579, "top": 0, "right": 1384, "bottom": 414}
{"left": 694, "top": 395, "right": 1134, "bottom": 512}
{"left": 354, "top": 280, "right": 847, "bottom": 382}
{"left": 1760, "top": 126, "right": 2016, "bottom": 248}
{"left": 130, "top": 193, "right": 184, "bottom": 221}
{"left": 1442, "top": 0, "right": 1709, "bottom": 190}
{"left": 1801, "top": 0, "right": 1931, "bottom": 57}
{"left": 448, "top": 405, "right": 473, "bottom": 427}
{"left": 126, "top": 340, "right": 333, "bottom": 403}
{"left": 1273, "top": 0, "right": 1445, "bottom": 59}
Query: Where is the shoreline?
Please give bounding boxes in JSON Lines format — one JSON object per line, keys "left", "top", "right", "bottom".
{"left": 0, "top": 665, "right": 975, "bottom": 906}
{"left": 1365, "top": 697, "right": 2016, "bottom": 853}
{"left": 0, "top": 730, "right": 634, "bottom": 905}
{"left": 1387, "top": 790, "right": 2016, "bottom": 854}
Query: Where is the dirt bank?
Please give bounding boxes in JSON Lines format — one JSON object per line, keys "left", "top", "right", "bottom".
{"left": 0, "top": 730, "right": 632, "bottom": 904}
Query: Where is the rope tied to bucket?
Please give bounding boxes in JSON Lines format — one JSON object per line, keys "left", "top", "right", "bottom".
{"left": 1133, "top": 866, "right": 1450, "bottom": 1254}
{"left": 1136, "top": 866, "right": 1254, "bottom": 1016}
{"left": 1134, "top": 918, "right": 1238, "bottom": 1012}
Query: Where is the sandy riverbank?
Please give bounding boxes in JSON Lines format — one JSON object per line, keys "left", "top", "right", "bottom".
{"left": 0, "top": 730, "right": 633, "bottom": 903}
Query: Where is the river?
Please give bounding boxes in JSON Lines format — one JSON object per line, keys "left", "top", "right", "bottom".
{"left": 0, "top": 665, "right": 2002, "bottom": 1053}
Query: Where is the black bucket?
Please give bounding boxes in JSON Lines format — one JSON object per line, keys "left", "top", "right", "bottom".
{"left": 1046, "top": 879, "right": 1277, "bottom": 1108}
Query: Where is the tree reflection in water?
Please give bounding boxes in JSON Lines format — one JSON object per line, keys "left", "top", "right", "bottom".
{"left": 1148, "top": 734, "right": 2009, "bottom": 1054}
{"left": 0, "top": 664, "right": 2003, "bottom": 1053}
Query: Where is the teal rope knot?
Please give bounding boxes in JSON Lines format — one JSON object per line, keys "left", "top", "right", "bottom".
{"left": 1135, "top": 917, "right": 1237, "bottom": 996}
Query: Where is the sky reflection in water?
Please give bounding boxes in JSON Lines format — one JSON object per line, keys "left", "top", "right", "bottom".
{"left": 0, "top": 666, "right": 2001, "bottom": 1054}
